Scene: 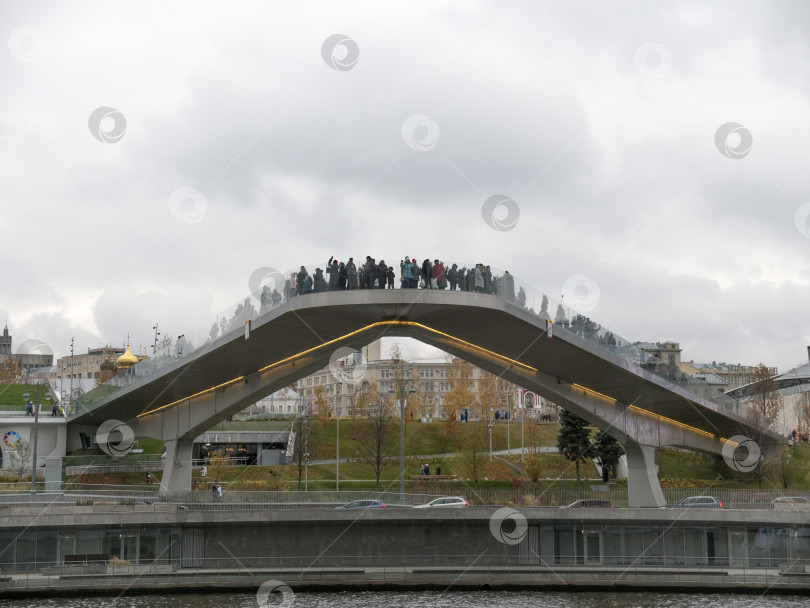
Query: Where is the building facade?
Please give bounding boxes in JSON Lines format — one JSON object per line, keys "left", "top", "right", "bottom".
{"left": 290, "top": 342, "right": 554, "bottom": 421}
{"left": 682, "top": 360, "right": 779, "bottom": 391}
{"left": 55, "top": 346, "right": 126, "bottom": 381}
{"left": 0, "top": 324, "right": 53, "bottom": 372}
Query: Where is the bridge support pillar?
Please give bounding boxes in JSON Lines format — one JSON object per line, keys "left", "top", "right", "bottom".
{"left": 159, "top": 436, "right": 194, "bottom": 495}
{"left": 625, "top": 443, "right": 665, "bottom": 508}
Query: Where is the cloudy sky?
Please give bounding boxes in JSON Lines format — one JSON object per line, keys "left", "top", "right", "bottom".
{"left": 1, "top": 0, "right": 809, "bottom": 372}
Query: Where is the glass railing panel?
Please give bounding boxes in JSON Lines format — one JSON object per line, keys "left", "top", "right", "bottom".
{"left": 73, "top": 258, "right": 744, "bottom": 419}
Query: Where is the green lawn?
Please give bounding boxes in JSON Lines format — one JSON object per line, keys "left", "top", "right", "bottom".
{"left": 304, "top": 418, "right": 558, "bottom": 461}
{"left": 0, "top": 383, "right": 54, "bottom": 411}
{"left": 62, "top": 415, "right": 810, "bottom": 492}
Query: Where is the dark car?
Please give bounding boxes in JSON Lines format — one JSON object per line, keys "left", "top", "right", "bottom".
{"left": 336, "top": 499, "right": 387, "bottom": 509}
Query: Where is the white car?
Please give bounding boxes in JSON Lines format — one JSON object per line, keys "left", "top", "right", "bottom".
{"left": 666, "top": 496, "right": 723, "bottom": 509}
{"left": 413, "top": 496, "right": 470, "bottom": 509}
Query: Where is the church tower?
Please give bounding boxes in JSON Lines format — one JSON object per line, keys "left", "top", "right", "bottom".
{"left": 0, "top": 323, "right": 11, "bottom": 356}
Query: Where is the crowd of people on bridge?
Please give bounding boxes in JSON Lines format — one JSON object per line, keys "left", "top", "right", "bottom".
{"left": 258, "top": 256, "right": 527, "bottom": 310}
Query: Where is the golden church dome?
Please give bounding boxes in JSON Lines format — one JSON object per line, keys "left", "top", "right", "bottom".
{"left": 117, "top": 340, "right": 138, "bottom": 369}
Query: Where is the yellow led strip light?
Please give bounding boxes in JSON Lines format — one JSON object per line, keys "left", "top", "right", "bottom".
{"left": 138, "top": 320, "right": 535, "bottom": 418}
{"left": 138, "top": 320, "right": 729, "bottom": 443}
{"left": 573, "top": 382, "right": 718, "bottom": 439}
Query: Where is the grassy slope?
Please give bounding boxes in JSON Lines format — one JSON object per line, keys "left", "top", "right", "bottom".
{"left": 63, "top": 417, "right": 810, "bottom": 491}
{"left": 0, "top": 383, "right": 53, "bottom": 410}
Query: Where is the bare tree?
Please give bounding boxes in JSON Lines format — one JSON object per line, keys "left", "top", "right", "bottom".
{"left": 290, "top": 413, "right": 312, "bottom": 486}
{"left": 743, "top": 364, "right": 783, "bottom": 489}
{"left": 8, "top": 440, "right": 33, "bottom": 479}
{"left": 355, "top": 390, "right": 398, "bottom": 489}
{"left": 457, "top": 420, "right": 490, "bottom": 485}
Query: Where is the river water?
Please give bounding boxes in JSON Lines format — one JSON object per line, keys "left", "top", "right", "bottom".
{"left": 1, "top": 591, "right": 807, "bottom": 608}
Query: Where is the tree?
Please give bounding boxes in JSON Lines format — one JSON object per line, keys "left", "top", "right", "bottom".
{"left": 97, "top": 356, "right": 119, "bottom": 385}
{"left": 593, "top": 431, "right": 624, "bottom": 482}
{"left": 743, "top": 363, "right": 783, "bottom": 489}
{"left": 388, "top": 342, "right": 417, "bottom": 422}
{"left": 312, "top": 386, "right": 330, "bottom": 420}
{"left": 458, "top": 423, "right": 490, "bottom": 485}
{"left": 443, "top": 356, "right": 475, "bottom": 421}
{"left": 206, "top": 447, "right": 231, "bottom": 484}
{"left": 0, "top": 354, "right": 23, "bottom": 384}
{"left": 354, "top": 391, "right": 398, "bottom": 489}
{"left": 290, "top": 414, "right": 312, "bottom": 486}
{"left": 525, "top": 453, "right": 543, "bottom": 484}
{"left": 556, "top": 409, "right": 595, "bottom": 488}
{"left": 8, "top": 439, "right": 33, "bottom": 479}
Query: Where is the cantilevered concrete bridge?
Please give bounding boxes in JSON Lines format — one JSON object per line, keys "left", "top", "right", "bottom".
{"left": 68, "top": 289, "right": 766, "bottom": 507}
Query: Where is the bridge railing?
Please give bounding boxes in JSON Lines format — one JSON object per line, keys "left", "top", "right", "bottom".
{"left": 72, "top": 259, "right": 749, "bottom": 420}
{"left": 2, "top": 486, "right": 807, "bottom": 510}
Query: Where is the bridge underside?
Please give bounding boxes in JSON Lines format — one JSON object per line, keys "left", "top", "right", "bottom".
{"left": 69, "top": 291, "right": 758, "bottom": 506}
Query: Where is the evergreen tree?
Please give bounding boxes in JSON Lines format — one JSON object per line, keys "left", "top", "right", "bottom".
{"left": 556, "top": 409, "right": 595, "bottom": 488}
{"left": 594, "top": 431, "right": 624, "bottom": 482}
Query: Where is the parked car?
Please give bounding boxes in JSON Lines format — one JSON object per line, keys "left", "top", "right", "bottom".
{"left": 335, "top": 499, "right": 387, "bottom": 509}
{"left": 562, "top": 499, "right": 612, "bottom": 508}
{"left": 413, "top": 496, "right": 470, "bottom": 509}
{"left": 772, "top": 496, "right": 810, "bottom": 504}
{"left": 666, "top": 496, "right": 723, "bottom": 509}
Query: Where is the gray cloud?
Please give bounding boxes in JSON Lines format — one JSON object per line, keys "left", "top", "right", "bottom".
{"left": 1, "top": 0, "right": 809, "bottom": 373}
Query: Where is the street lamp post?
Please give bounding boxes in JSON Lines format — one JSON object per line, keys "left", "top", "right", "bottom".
{"left": 504, "top": 397, "right": 511, "bottom": 457}
{"left": 388, "top": 380, "right": 416, "bottom": 503}
{"left": 304, "top": 452, "right": 309, "bottom": 492}
{"left": 22, "top": 382, "right": 52, "bottom": 496}
{"left": 335, "top": 396, "right": 340, "bottom": 492}
{"left": 488, "top": 421, "right": 494, "bottom": 462}
{"left": 521, "top": 403, "right": 525, "bottom": 463}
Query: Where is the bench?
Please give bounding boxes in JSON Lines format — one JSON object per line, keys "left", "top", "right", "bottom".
{"left": 408, "top": 474, "right": 457, "bottom": 481}
{"left": 64, "top": 553, "right": 108, "bottom": 564}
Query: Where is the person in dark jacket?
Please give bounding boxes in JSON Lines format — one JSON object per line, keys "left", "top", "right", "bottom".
{"left": 447, "top": 264, "right": 458, "bottom": 290}
{"left": 466, "top": 267, "right": 476, "bottom": 291}
{"left": 376, "top": 260, "right": 388, "bottom": 288}
{"left": 338, "top": 262, "right": 347, "bottom": 290}
{"left": 503, "top": 270, "right": 515, "bottom": 302}
{"left": 421, "top": 259, "right": 432, "bottom": 289}
{"left": 313, "top": 268, "right": 326, "bottom": 292}
{"left": 457, "top": 267, "right": 466, "bottom": 291}
{"left": 387, "top": 266, "right": 395, "bottom": 289}
{"left": 296, "top": 266, "right": 308, "bottom": 296}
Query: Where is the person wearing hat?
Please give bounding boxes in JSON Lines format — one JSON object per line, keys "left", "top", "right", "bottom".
{"left": 313, "top": 268, "right": 326, "bottom": 292}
